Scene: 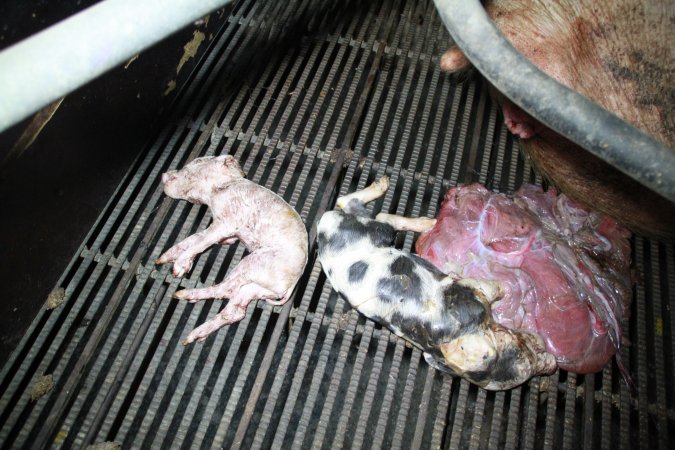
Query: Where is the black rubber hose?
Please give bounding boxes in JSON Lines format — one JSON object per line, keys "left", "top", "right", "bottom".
{"left": 433, "top": 0, "right": 675, "bottom": 203}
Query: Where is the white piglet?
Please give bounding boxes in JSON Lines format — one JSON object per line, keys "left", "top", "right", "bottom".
{"left": 157, "top": 155, "right": 308, "bottom": 344}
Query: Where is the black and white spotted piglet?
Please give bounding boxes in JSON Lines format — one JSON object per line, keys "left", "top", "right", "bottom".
{"left": 317, "top": 176, "right": 556, "bottom": 390}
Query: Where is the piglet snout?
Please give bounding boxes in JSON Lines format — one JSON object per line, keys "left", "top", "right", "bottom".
{"left": 162, "top": 172, "right": 176, "bottom": 184}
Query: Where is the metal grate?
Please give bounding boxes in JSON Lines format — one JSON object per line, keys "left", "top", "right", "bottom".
{"left": 1, "top": 0, "right": 673, "bottom": 448}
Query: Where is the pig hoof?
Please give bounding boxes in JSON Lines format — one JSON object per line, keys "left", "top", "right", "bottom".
{"left": 506, "top": 120, "right": 535, "bottom": 139}
{"left": 172, "top": 264, "right": 190, "bottom": 278}
{"left": 173, "top": 290, "right": 194, "bottom": 301}
{"left": 374, "top": 176, "right": 390, "bottom": 193}
{"left": 220, "top": 308, "right": 246, "bottom": 324}
{"left": 182, "top": 334, "right": 209, "bottom": 345}
{"left": 172, "top": 256, "right": 195, "bottom": 276}
{"left": 184, "top": 325, "right": 218, "bottom": 344}
{"left": 173, "top": 288, "right": 216, "bottom": 302}
{"left": 156, "top": 256, "right": 169, "bottom": 265}
{"left": 183, "top": 307, "right": 246, "bottom": 343}
{"left": 183, "top": 333, "right": 201, "bottom": 345}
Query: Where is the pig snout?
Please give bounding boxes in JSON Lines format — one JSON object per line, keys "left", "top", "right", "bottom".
{"left": 162, "top": 171, "right": 177, "bottom": 185}
{"left": 160, "top": 171, "right": 187, "bottom": 200}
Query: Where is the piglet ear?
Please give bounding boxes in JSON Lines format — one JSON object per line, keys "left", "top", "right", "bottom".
{"left": 221, "top": 155, "right": 245, "bottom": 177}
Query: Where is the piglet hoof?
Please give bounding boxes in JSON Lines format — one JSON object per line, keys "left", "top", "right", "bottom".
{"left": 182, "top": 307, "right": 246, "bottom": 344}
{"left": 156, "top": 254, "right": 171, "bottom": 265}
{"left": 172, "top": 259, "right": 194, "bottom": 278}
{"left": 173, "top": 289, "right": 203, "bottom": 303}
{"left": 173, "top": 285, "right": 224, "bottom": 302}
{"left": 373, "top": 176, "right": 390, "bottom": 193}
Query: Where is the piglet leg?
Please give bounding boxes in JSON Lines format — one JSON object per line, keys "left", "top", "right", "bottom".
{"left": 173, "top": 256, "right": 254, "bottom": 302}
{"left": 182, "top": 282, "right": 276, "bottom": 344}
{"left": 174, "top": 248, "right": 290, "bottom": 302}
{"left": 157, "top": 224, "right": 237, "bottom": 277}
{"left": 375, "top": 213, "right": 436, "bottom": 233}
{"left": 173, "top": 284, "right": 233, "bottom": 302}
{"left": 337, "top": 176, "right": 390, "bottom": 211}
{"left": 183, "top": 298, "right": 248, "bottom": 344}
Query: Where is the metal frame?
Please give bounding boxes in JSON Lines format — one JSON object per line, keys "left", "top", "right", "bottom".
{"left": 0, "top": 0, "right": 234, "bottom": 132}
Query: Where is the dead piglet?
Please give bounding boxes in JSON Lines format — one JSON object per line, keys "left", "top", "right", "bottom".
{"left": 317, "top": 177, "right": 556, "bottom": 390}
{"left": 157, "top": 155, "right": 308, "bottom": 344}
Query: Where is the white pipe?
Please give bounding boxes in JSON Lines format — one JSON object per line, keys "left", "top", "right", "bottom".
{"left": 0, "top": 0, "right": 234, "bottom": 132}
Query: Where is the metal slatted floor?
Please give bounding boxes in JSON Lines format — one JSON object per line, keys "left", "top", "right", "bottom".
{"left": 1, "top": 0, "right": 673, "bottom": 448}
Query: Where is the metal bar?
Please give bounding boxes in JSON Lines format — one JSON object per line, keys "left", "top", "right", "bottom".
{"left": 430, "top": 376, "right": 452, "bottom": 448}
{"left": 446, "top": 82, "right": 473, "bottom": 184}
{"left": 79, "top": 277, "right": 167, "bottom": 445}
{"left": 332, "top": 322, "right": 376, "bottom": 449}
{"left": 634, "top": 238, "right": 651, "bottom": 448}
{"left": 262, "top": 266, "right": 329, "bottom": 448}
{"left": 386, "top": 0, "right": 434, "bottom": 174}
{"left": 0, "top": 0, "right": 234, "bottom": 132}
{"left": 351, "top": 332, "right": 393, "bottom": 450}
{"left": 432, "top": 0, "right": 675, "bottom": 202}
{"left": 648, "top": 241, "right": 669, "bottom": 450}
{"left": 411, "top": 368, "right": 436, "bottom": 450}
{"left": 562, "top": 374, "right": 578, "bottom": 449}
{"left": 487, "top": 391, "right": 506, "bottom": 449}
{"left": 289, "top": 293, "right": 345, "bottom": 447}
{"left": 30, "top": 209, "right": 169, "bottom": 448}
{"left": 543, "top": 373, "right": 560, "bottom": 449}
{"left": 583, "top": 374, "right": 596, "bottom": 450}
{"left": 477, "top": 99, "right": 498, "bottom": 186}
{"left": 448, "top": 379, "right": 470, "bottom": 448}
{"left": 522, "top": 378, "right": 540, "bottom": 449}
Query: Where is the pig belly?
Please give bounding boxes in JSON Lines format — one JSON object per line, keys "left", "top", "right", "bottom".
{"left": 456, "top": 0, "right": 675, "bottom": 241}
{"left": 521, "top": 133, "right": 675, "bottom": 242}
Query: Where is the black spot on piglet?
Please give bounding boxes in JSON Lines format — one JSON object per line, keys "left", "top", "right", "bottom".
{"left": 377, "top": 274, "right": 422, "bottom": 305}
{"left": 443, "top": 284, "right": 486, "bottom": 330}
{"left": 348, "top": 261, "right": 369, "bottom": 283}
{"left": 322, "top": 211, "right": 396, "bottom": 251}
{"left": 390, "top": 255, "right": 415, "bottom": 276}
{"left": 390, "top": 312, "right": 435, "bottom": 349}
